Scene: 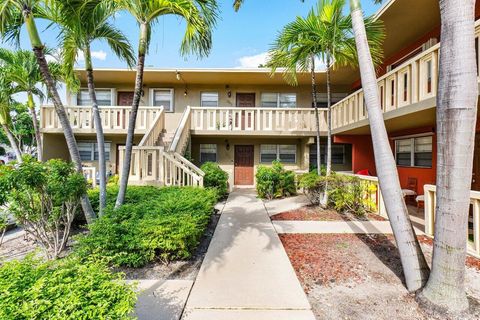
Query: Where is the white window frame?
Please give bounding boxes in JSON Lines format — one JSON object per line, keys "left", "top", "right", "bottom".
{"left": 260, "top": 144, "right": 297, "bottom": 164}
{"left": 394, "top": 134, "right": 433, "bottom": 168}
{"left": 200, "top": 91, "right": 219, "bottom": 107}
{"left": 149, "top": 88, "right": 175, "bottom": 112}
{"left": 199, "top": 144, "right": 217, "bottom": 163}
{"left": 260, "top": 93, "right": 297, "bottom": 108}
{"left": 73, "top": 88, "right": 116, "bottom": 106}
{"left": 78, "top": 141, "right": 111, "bottom": 161}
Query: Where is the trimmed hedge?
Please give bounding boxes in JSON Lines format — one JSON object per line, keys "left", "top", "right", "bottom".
{"left": 77, "top": 186, "right": 217, "bottom": 267}
{"left": 255, "top": 161, "right": 296, "bottom": 199}
{"left": 0, "top": 255, "right": 136, "bottom": 320}
{"left": 201, "top": 162, "right": 228, "bottom": 199}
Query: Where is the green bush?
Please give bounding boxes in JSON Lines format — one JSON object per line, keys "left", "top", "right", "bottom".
{"left": 298, "top": 171, "right": 327, "bottom": 205}
{"left": 0, "top": 255, "right": 136, "bottom": 320}
{"left": 77, "top": 186, "right": 217, "bottom": 267}
{"left": 256, "top": 161, "right": 296, "bottom": 200}
{"left": 201, "top": 162, "right": 228, "bottom": 199}
{"left": 328, "top": 174, "right": 377, "bottom": 216}
{"left": 0, "top": 157, "right": 86, "bottom": 259}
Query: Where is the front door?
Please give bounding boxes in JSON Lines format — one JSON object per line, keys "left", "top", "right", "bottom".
{"left": 236, "top": 93, "right": 255, "bottom": 130}
{"left": 472, "top": 134, "right": 480, "bottom": 191}
{"left": 234, "top": 145, "right": 254, "bottom": 185}
{"left": 117, "top": 92, "right": 134, "bottom": 106}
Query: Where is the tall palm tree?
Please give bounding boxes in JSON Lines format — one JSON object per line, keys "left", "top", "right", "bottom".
{"left": 418, "top": 0, "right": 478, "bottom": 314}
{"left": 0, "top": 48, "right": 66, "bottom": 161}
{"left": 267, "top": 0, "right": 383, "bottom": 183}
{"left": 0, "top": 0, "right": 96, "bottom": 223}
{"left": 0, "top": 72, "right": 23, "bottom": 163}
{"left": 348, "top": 0, "right": 430, "bottom": 292}
{"left": 113, "top": 0, "right": 219, "bottom": 208}
{"left": 49, "top": 0, "right": 135, "bottom": 216}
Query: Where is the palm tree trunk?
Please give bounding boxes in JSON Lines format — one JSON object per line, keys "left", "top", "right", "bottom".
{"left": 23, "top": 8, "right": 96, "bottom": 224}
{"left": 418, "top": 0, "right": 477, "bottom": 314}
{"left": 310, "top": 56, "right": 322, "bottom": 177}
{"left": 27, "top": 92, "right": 42, "bottom": 161}
{"left": 326, "top": 54, "right": 332, "bottom": 177}
{"left": 115, "top": 22, "right": 149, "bottom": 209}
{"left": 1, "top": 124, "right": 22, "bottom": 163}
{"left": 349, "top": 0, "right": 429, "bottom": 292}
{"left": 85, "top": 47, "right": 107, "bottom": 216}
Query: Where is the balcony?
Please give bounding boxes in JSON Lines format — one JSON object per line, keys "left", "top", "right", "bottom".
{"left": 40, "top": 105, "right": 163, "bottom": 135}
{"left": 190, "top": 106, "right": 327, "bottom": 136}
{"left": 331, "top": 21, "right": 480, "bottom": 134}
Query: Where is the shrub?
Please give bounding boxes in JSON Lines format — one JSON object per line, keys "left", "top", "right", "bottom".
{"left": 76, "top": 186, "right": 217, "bottom": 267}
{"left": 0, "top": 255, "right": 136, "bottom": 320}
{"left": 256, "top": 161, "right": 296, "bottom": 200}
{"left": 0, "top": 212, "right": 6, "bottom": 247}
{"left": 298, "top": 171, "right": 327, "bottom": 205}
{"left": 0, "top": 157, "right": 86, "bottom": 259}
{"left": 201, "top": 162, "right": 228, "bottom": 198}
{"left": 328, "top": 174, "right": 377, "bottom": 216}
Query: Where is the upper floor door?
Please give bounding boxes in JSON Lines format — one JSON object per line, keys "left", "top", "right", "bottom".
{"left": 236, "top": 93, "right": 255, "bottom": 108}
{"left": 118, "top": 91, "right": 134, "bottom": 106}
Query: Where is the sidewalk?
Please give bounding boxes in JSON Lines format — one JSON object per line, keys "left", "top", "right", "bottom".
{"left": 182, "top": 189, "right": 315, "bottom": 320}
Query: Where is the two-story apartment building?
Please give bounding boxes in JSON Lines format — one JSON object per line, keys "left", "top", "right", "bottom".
{"left": 40, "top": 0, "right": 480, "bottom": 196}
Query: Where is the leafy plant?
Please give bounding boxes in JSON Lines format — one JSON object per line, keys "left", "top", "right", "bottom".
{"left": 298, "top": 171, "right": 327, "bottom": 205}
{"left": 76, "top": 186, "right": 217, "bottom": 267}
{"left": 0, "top": 212, "right": 7, "bottom": 247}
{"left": 328, "top": 174, "right": 377, "bottom": 216}
{"left": 0, "top": 156, "right": 86, "bottom": 259}
{"left": 256, "top": 161, "right": 296, "bottom": 200}
{"left": 0, "top": 255, "right": 137, "bottom": 320}
{"left": 201, "top": 162, "right": 229, "bottom": 199}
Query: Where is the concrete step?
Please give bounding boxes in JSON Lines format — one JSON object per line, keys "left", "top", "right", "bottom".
{"left": 182, "top": 309, "right": 316, "bottom": 320}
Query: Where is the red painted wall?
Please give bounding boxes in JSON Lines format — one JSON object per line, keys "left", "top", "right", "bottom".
{"left": 334, "top": 135, "right": 377, "bottom": 175}
{"left": 335, "top": 126, "right": 437, "bottom": 195}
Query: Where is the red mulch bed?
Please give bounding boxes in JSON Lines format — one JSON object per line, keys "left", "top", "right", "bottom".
{"left": 271, "top": 205, "right": 386, "bottom": 222}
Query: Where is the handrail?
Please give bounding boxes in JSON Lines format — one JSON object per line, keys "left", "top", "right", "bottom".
{"left": 169, "top": 106, "right": 192, "bottom": 153}
{"left": 190, "top": 106, "right": 328, "bottom": 112}
{"left": 173, "top": 152, "right": 205, "bottom": 177}
{"left": 139, "top": 107, "right": 165, "bottom": 146}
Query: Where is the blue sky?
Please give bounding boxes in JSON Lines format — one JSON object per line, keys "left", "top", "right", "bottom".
{"left": 2, "top": 0, "right": 381, "bottom": 69}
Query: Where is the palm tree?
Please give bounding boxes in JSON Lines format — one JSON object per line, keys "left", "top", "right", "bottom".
{"left": 266, "top": 0, "right": 383, "bottom": 184}
{"left": 0, "top": 72, "right": 23, "bottom": 162}
{"left": 0, "top": 0, "right": 96, "bottom": 223}
{"left": 113, "top": 0, "right": 219, "bottom": 208}
{"left": 348, "top": 0, "right": 430, "bottom": 292}
{"left": 0, "top": 48, "right": 67, "bottom": 161}
{"left": 417, "top": 0, "right": 478, "bottom": 314}
{"left": 49, "top": 0, "right": 135, "bottom": 216}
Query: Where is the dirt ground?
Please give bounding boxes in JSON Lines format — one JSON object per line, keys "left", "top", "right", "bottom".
{"left": 271, "top": 205, "right": 386, "bottom": 222}
{"left": 280, "top": 233, "right": 480, "bottom": 320}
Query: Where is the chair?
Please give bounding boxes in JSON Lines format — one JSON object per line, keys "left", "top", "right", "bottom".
{"left": 402, "top": 177, "right": 417, "bottom": 204}
{"left": 356, "top": 169, "right": 371, "bottom": 176}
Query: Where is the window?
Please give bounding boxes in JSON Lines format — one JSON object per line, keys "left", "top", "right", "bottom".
{"left": 395, "top": 136, "right": 432, "bottom": 168}
{"left": 77, "top": 89, "right": 112, "bottom": 106}
{"left": 78, "top": 141, "right": 111, "bottom": 161}
{"left": 261, "top": 93, "right": 296, "bottom": 108}
{"left": 152, "top": 89, "right": 174, "bottom": 112}
{"left": 200, "top": 144, "right": 217, "bottom": 163}
{"left": 260, "top": 144, "right": 297, "bottom": 164}
{"left": 201, "top": 92, "right": 219, "bottom": 107}
{"left": 309, "top": 144, "right": 346, "bottom": 167}
{"left": 314, "top": 93, "right": 347, "bottom": 108}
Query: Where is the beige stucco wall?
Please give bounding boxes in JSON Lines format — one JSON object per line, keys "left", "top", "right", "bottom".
{"left": 191, "top": 136, "right": 311, "bottom": 191}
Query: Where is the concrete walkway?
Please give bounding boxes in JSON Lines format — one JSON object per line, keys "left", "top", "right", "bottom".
{"left": 183, "top": 189, "right": 315, "bottom": 320}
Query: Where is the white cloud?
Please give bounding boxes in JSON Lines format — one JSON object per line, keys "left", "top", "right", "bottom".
{"left": 77, "top": 50, "right": 107, "bottom": 62}
{"left": 236, "top": 51, "right": 328, "bottom": 71}
{"left": 236, "top": 52, "right": 269, "bottom": 68}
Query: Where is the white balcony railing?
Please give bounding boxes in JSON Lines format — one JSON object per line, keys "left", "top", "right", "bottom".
{"left": 190, "top": 107, "right": 327, "bottom": 134}
{"left": 331, "top": 21, "right": 480, "bottom": 132}
{"left": 40, "top": 105, "right": 163, "bottom": 134}
{"left": 424, "top": 184, "right": 480, "bottom": 258}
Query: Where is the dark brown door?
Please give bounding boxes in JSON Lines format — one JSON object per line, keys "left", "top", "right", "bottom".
{"left": 472, "top": 135, "right": 480, "bottom": 191}
{"left": 236, "top": 93, "right": 255, "bottom": 130}
{"left": 234, "top": 145, "right": 254, "bottom": 185}
{"left": 117, "top": 92, "right": 134, "bottom": 106}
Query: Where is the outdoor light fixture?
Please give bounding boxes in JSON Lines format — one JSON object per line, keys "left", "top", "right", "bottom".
{"left": 226, "top": 85, "right": 232, "bottom": 98}
{"left": 176, "top": 71, "right": 181, "bottom": 81}
{"left": 225, "top": 139, "right": 230, "bottom": 151}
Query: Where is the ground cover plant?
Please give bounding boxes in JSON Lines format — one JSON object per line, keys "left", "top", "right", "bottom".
{"left": 76, "top": 186, "right": 217, "bottom": 267}
{"left": 201, "top": 162, "right": 229, "bottom": 199}
{"left": 256, "top": 161, "right": 296, "bottom": 199}
{"left": 0, "top": 255, "right": 136, "bottom": 320}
